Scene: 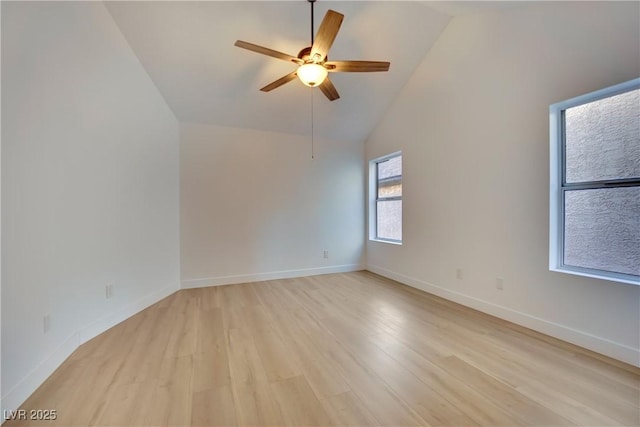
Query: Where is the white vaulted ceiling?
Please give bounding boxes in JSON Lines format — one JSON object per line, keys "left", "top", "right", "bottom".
{"left": 103, "top": 1, "right": 509, "bottom": 142}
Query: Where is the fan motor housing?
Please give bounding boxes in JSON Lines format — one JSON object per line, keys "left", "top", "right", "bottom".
{"left": 297, "top": 47, "right": 325, "bottom": 63}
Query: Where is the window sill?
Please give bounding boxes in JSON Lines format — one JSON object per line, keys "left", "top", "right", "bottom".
{"left": 550, "top": 266, "right": 639, "bottom": 286}
{"left": 370, "top": 238, "right": 402, "bottom": 246}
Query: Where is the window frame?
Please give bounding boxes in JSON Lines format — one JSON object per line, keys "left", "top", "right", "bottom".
{"left": 549, "top": 78, "right": 640, "bottom": 286}
{"left": 369, "top": 151, "right": 403, "bottom": 245}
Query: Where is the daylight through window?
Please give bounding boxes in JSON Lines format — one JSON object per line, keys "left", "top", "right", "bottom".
{"left": 550, "top": 78, "right": 640, "bottom": 285}
{"left": 371, "top": 153, "right": 402, "bottom": 243}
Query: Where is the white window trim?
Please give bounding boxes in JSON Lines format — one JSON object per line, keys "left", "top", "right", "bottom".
{"left": 549, "top": 78, "right": 640, "bottom": 286}
{"left": 369, "top": 151, "right": 403, "bottom": 245}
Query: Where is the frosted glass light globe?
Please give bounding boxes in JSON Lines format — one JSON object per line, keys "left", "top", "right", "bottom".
{"left": 297, "top": 63, "right": 328, "bottom": 87}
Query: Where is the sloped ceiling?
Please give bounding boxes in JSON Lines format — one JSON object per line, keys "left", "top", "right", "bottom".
{"left": 105, "top": 1, "right": 456, "bottom": 142}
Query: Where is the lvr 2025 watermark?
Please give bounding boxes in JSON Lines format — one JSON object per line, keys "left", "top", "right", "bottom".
{"left": 3, "top": 409, "right": 57, "bottom": 421}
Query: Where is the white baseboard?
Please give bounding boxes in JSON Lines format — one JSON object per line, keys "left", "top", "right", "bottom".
{"left": 1, "top": 332, "right": 79, "bottom": 420}
{"left": 77, "top": 282, "right": 178, "bottom": 344}
{"left": 367, "top": 264, "right": 640, "bottom": 368}
{"left": 1, "top": 282, "right": 180, "bottom": 419}
{"left": 181, "top": 264, "right": 364, "bottom": 289}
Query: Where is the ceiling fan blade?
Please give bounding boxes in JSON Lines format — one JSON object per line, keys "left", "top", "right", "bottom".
{"left": 325, "top": 61, "right": 390, "bottom": 72}
{"left": 235, "top": 40, "right": 301, "bottom": 64}
{"left": 310, "top": 10, "right": 344, "bottom": 61}
{"left": 260, "top": 71, "right": 298, "bottom": 92}
{"left": 319, "top": 77, "right": 340, "bottom": 101}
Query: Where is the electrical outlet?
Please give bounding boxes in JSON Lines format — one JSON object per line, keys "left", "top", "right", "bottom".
{"left": 456, "top": 268, "right": 463, "bottom": 280}
{"left": 106, "top": 284, "right": 114, "bottom": 299}
{"left": 43, "top": 314, "right": 51, "bottom": 333}
{"left": 323, "top": 250, "right": 329, "bottom": 259}
{"left": 496, "top": 277, "right": 504, "bottom": 290}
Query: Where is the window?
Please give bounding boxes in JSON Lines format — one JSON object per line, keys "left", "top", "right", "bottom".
{"left": 550, "top": 78, "right": 640, "bottom": 285}
{"left": 370, "top": 152, "right": 402, "bottom": 243}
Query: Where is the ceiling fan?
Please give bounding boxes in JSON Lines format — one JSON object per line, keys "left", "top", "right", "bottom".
{"left": 234, "top": 0, "right": 390, "bottom": 101}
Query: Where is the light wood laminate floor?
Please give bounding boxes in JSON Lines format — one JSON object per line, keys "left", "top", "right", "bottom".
{"left": 5, "top": 271, "right": 639, "bottom": 426}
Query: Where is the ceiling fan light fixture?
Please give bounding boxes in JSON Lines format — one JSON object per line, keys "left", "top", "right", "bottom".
{"left": 234, "top": 4, "right": 389, "bottom": 101}
{"left": 297, "top": 62, "right": 328, "bottom": 87}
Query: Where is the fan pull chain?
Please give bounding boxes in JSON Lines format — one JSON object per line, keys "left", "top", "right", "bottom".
{"left": 310, "top": 0, "right": 316, "bottom": 159}
{"left": 311, "top": 89, "right": 315, "bottom": 160}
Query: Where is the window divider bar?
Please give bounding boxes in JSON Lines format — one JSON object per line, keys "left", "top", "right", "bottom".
{"left": 376, "top": 196, "right": 402, "bottom": 202}
{"left": 564, "top": 178, "right": 640, "bottom": 189}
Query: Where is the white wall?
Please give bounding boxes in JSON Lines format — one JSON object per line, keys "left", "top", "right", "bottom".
{"left": 1, "top": 1, "right": 180, "bottom": 412}
{"left": 180, "top": 122, "right": 364, "bottom": 287}
{"left": 0, "top": 2, "right": 3, "bottom": 414}
{"left": 366, "top": 1, "right": 640, "bottom": 366}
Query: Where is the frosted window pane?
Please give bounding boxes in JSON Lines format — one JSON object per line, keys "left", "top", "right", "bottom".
{"left": 378, "top": 156, "right": 402, "bottom": 180}
{"left": 377, "top": 200, "right": 402, "bottom": 241}
{"left": 565, "top": 89, "right": 640, "bottom": 183}
{"left": 564, "top": 187, "right": 640, "bottom": 276}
